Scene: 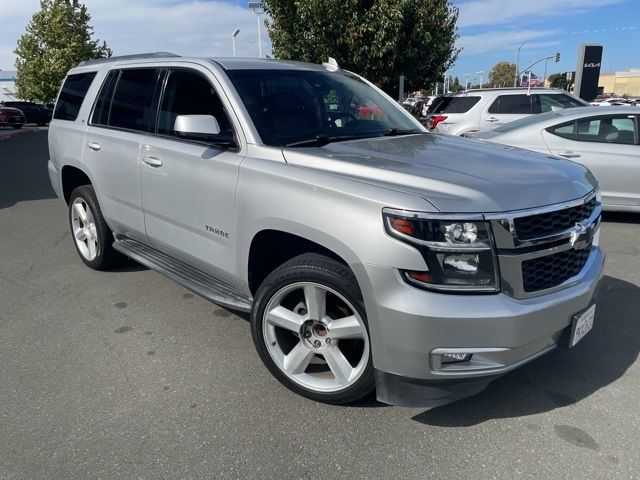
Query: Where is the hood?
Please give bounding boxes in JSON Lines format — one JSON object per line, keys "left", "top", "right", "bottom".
{"left": 282, "top": 134, "right": 597, "bottom": 213}
{"left": 0, "top": 106, "right": 24, "bottom": 114}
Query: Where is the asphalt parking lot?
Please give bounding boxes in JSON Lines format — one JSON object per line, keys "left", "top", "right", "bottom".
{"left": 1, "top": 130, "right": 639, "bottom": 479}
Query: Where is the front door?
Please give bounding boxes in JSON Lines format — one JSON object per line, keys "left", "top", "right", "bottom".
{"left": 140, "top": 66, "right": 244, "bottom": 281}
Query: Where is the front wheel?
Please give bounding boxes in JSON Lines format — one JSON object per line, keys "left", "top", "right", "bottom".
{"left": 12, "top": 124, "right": 23, "bottom": 129}
{"left": 251, "top": 253, "right": 374, "bottom": 404}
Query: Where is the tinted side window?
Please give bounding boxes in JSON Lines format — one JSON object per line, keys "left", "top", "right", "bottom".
{"left": 430, "top": 96, "right": 480, "bottom": 114}
{"left": 489, "top": 94, "right": 533, "bottom": 114}
{"left": 538, "top": 94, "right": 585, "bottom": 112}
{"left": 54, "top": 72, "right": 97, "bottom": 121}
{"left": 577, "top": 116, "right": 637, "bottom": 144}
{"left": 91, "top": 70, "right": 119, "bottom": 126}
{"left": 157, "top": 69, "right": 232, "bottom": 137}
{"left": 109, "top": 68, "right": 161, "bottom": 132}
{"left": 547, "top": 121, "right": 576, "bottom": 139}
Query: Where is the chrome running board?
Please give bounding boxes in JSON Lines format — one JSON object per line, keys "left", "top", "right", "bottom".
{"left": 112, "top": 235, "right": 252, "bottom": 312}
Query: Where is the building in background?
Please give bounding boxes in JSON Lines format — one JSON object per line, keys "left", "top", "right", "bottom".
{"left": 0, "top": 71, "right": 19, "bottom": 102}
{"left": 599, "top": 68, "right": 640, "bottom": 97}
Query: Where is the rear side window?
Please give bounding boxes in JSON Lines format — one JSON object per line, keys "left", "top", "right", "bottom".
{"left": 54, "top": 72, "right": 97, "bottom": 121}
{"left": 576, "top": 116, "right": 637, "bottom": 144}
{"left": 108, "top": 68, "right": 161, "bottom": 132}
{"left": 547, "top": 121, "right": 575, "bottom": 139}
{"left": 488, "top": 94, "right": 533, "bottom": 114}
{"left": 430, "top": 96, "right": 480, "bottom": 114}
{"left": 538, "top": 94, "right": 586, "bottom": 112}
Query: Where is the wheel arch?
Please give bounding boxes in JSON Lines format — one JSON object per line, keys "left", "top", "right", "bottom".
{"left": 246, "top": 227, "right": 359, "bottom": 296}
{"left": 61, "top": 165, "right": 92, "bottom": 204}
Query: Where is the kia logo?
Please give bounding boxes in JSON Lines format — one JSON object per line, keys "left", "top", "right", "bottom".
{"left": 584, "top": 63, "right": 601, "bottom": 68}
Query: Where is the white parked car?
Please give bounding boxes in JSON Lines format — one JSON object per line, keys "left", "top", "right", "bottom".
{"left": 427, "top": 88, "right": 588, "bottom": 136}
{"left": 475, "top": 106, "right": 640, "bottom": 212}
{"left": 590, "top": 97, "right": 629, "bottom": 106}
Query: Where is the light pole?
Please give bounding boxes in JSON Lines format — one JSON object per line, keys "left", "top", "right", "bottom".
{"left": 514, "top": 39, "right": 529, "bottom": 87}
{"left": 476, "top": 71, "right": 484, "bottom": 89}
{"left": 248, "top": 2, "right": 264, "bottom": 58}
{"left": 231, "top": 28, "right": 240, "bottom": 57}
{"left": 463, "top": 73, "right": 469, "bottom": 90}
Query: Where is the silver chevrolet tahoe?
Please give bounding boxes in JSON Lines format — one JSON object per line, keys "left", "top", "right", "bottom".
{"left": 48, "top": 53, "right": 604, "bottom": 407}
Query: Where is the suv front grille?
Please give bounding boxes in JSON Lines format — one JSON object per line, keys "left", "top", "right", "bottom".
{"left": 514, "top": 197, "right": 597, "bottom": 240}
{"left": 521, "top": 247, "right": 591, "bottom": 292}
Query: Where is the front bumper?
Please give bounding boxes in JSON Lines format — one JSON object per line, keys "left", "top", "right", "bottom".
{"left": 355, "top": 245, "right": 604, "bottom": 406}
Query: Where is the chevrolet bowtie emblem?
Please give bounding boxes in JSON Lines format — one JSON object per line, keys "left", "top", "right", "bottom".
{"left": 570, "top": 222, "right": 588, "bottom": 248}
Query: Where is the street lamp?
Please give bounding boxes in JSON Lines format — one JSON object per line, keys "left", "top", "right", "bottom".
{"left": 463, "top": 73, "right": 469, "bottom": 90}
{"left": 514, "top": 39, "right": 529, "bottom": 87}
{"left": 476, "top": 71, "right": 484, "bottom": 89}
{"left": 231, "top": 28, "right": 240, "bottom": 57}
{"left": 248, "top": 2, "right": 264, "bottom": 58}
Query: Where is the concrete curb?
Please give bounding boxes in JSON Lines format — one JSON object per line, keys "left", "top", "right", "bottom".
{"left": 0, "top": 128, "right": 41, "bottom": 142}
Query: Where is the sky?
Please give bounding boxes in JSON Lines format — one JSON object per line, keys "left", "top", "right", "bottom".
{"left": 0, "top": 0, "right": 638, "bottom": 86}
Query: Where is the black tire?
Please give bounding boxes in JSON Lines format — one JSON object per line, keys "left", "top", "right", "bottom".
{"left": 251, "top": 253, "right": 375, "bottom": 404}
{"left": 68, "top": 185, "right": 124, "bottom": 270}
{"left": 12, "top": 124, "right": 23, "bottom": 129}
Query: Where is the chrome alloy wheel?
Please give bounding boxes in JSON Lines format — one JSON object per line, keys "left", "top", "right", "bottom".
{"left": 70, "top": 198, "right": 99, "bottom": 261}
{"left": 262, "top": 282, "right": 370, "bottom": 393}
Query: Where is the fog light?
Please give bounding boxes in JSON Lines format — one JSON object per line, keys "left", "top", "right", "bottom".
{"left": 441, "top": 353, "right": 472, "bottom": 364}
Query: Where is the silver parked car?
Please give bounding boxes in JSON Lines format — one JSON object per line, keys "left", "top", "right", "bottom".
{"left": 48, "top": 54, "right": 604, "bottom": 406}
{"left": 427, "top": 88, "right": 587, "bottom": 136}
{"left": 475, "top": 106, "right": 640, "bottom": 212}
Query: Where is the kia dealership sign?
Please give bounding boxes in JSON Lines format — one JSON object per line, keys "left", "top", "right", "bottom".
{"left": 573, "top": 44, "right": 603, "bottom": 101}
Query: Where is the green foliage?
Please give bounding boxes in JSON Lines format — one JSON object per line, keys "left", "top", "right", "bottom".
{"left": 449, "top": 75, "right": 464, "bottom": 92}
{"left": 263, "top": 0, "right": 460, "bottom": 96}
{"left": 14, "top": 0, "right": 111, "bottom": 102}
{"left": 548, "top": 73, "right": 567, "bottom": 90}
{"left": 488, "top": 61, "right": 516, "bottom": 88}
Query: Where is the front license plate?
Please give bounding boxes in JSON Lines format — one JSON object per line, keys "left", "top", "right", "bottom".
{"left": 570, "top": 304, "right": 596, "bottom": 347}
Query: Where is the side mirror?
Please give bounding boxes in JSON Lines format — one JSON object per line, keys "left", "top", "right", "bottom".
{"left": 174, "top": 114, "right": 221, "bottom": 137}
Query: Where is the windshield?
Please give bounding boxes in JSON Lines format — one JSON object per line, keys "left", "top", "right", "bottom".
{"left": 226, "top": 69, "right": 421, "bottom": 147}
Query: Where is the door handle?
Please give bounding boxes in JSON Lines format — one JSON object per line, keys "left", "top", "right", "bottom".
{"left": 559, "top": 152, "right": 581, "bottom": 158}
{"left": 486, "top": 117, "right": 499, "bottom": 122}
{"left": 87, "top": 142, "right": 101, "bottom": 151}
{"left": 142, "top": 156, "right": 163, "bottom": 167}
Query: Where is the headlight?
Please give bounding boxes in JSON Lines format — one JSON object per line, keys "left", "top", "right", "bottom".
{"left": 384, "top": 211, "right": 500, "bottom": 293}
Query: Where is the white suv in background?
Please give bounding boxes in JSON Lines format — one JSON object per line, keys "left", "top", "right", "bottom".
{"left": 427, "top": 88, "right": 588, "bottom": 136}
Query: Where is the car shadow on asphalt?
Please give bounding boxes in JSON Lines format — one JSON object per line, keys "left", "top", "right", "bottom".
{"left": 0, "top": 130, "right": 57, "bottom": 209}
{"left": 412, "top": 275, "right": 639, "bottom": 426}
{"left": 602, "top": 211, "right": 639, "bottom": 224}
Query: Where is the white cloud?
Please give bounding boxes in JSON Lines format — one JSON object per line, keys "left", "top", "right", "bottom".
{"left": 0, "top": 0, "right": 271, "bottom": 69}
{"left": 457, "top": 0, "right": 624, "bottom": 27}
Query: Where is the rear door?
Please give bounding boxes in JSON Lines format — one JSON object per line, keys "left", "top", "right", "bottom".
{"left": 84, "top": 67, "right": 163, "bottom": 241}
{"left": 543, "top": 114, "right": 639, "bottom": 207}
{"left": 429, "top": 95, "right": 481, "bottom": 135}
{"left": 481, "top": 94, "right": 534, "bottom": 130}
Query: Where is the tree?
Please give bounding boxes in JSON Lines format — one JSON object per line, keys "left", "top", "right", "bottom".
{"left": 14, "top": 0, "right": 111, "bottom": 102}
{"left": 263, "top": 0, "right": 460, "bottom": 97}
{"left": 547, "top": 73, "right": 567, "bottom": 90}
{"left": 450, "top": 75, "right": 464, "bottom": 92}
{"left": 488, "top": 61, "right": 516, "bottom": 88}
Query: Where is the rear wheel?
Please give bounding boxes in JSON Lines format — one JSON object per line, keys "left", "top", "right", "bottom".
{"left": 69, "top": 185, "right": 124, "bottom": 270}
{"left": 251, "top": 253, "right": 374, "bottom": 404}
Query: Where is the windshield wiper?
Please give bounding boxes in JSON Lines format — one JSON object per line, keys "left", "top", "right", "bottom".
{"left": 382, "top": 128, "right": 424, "bottom": 136}
{"left": 284, "top": 134, "right": 366, "bottom": 147}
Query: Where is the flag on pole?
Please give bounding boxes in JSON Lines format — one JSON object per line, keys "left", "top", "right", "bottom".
{"left": 521, "top": 73, "right": 540, "bottom": 87}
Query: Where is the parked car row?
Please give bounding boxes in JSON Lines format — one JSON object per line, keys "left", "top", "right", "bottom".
{"left": 0, "top": 101, "right": 53, "bottom": 128}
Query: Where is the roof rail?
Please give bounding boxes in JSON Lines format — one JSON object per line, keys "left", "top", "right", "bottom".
{"left": 77, "top": 52, "right": 180, "bottom": 67}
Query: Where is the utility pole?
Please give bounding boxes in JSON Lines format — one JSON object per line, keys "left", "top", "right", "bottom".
{"left": 463, "top": 73, "right": 469, "bottom": 91}
{"left": 476, "top": 71, "right": 484, "bottom": 89}
{"left": 248, "top": 2, "right": 264, "bottom": 58}
{"left": 232, "top": 28, "right": 240, "bottom": 57}
{"left": 515, "top": 39, "right": 529, "bottom": 87}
